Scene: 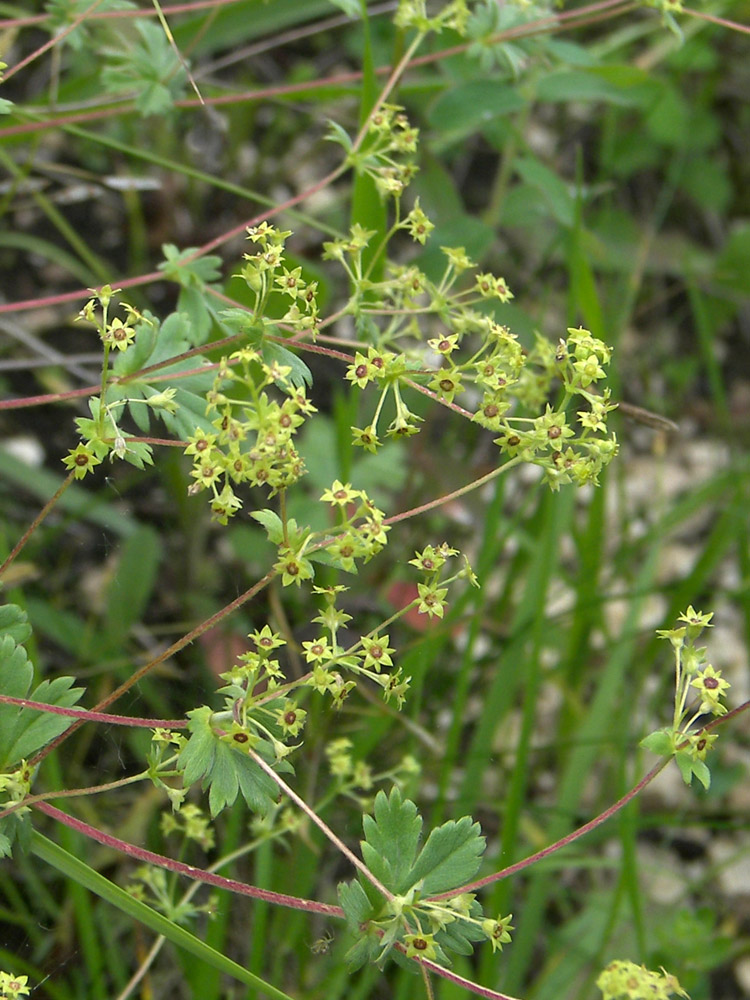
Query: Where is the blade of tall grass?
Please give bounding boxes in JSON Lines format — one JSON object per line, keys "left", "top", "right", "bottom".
{"left": 31, "top": 831, "right": 297, "bottom": 1000}
{"left": 686, "top": 278, "right": 732, "bottom": 437}
{"left": 184, "top": 801, "right": 247, "bottom": 1000}
{"left": 350, "top": 1, "right": 387, "bottom": 282}
{"left": 495, "top": 542, "right": 661, "bottom": 994}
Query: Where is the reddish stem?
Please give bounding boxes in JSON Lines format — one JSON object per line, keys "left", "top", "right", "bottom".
{"left": 433, "top": 700, "right": 750, "bottom": 900}
{"left": 0, "top": 694, "right": 186, "bottom": 729}
{"left": 249, "top": 748, "right": 394, "bottom": 902}
{"left": 28, "top": 570, "right": 277, "bottom": 768}
{"left": 683, "top": 7, "right": 750, "bottom": 32}
{"left": 432, "top": 758, "right": 670, "bottom": 899}
{"left": 33, "top": 800, "right": 343, "bottom": 917}
{"left": 3, "top": 0, "right": 106, "bottom": 83}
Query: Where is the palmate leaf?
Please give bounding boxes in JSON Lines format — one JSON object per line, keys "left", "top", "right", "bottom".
{"left": 99, "top": 20, "right": 186, "bottom": 117}
{"left": 359, "top": 788, "right": 485, "bottom": 897}
{"left": 177, "top": 706, "right": 283, "bottom": 818}
{"left": 409, "top": 814, "right": 485, "bottom": 895}
{"left": 0, "top": 607, "right": 85, "bottom": 769}
{"left": 339, "top": 788, "right": 488, "bottom": 970}
{"left": 360, "top": 787, "right": 422, "bottom": 893}
{"left": 159, "top": 245, "right": 224, "bottom": 342}
{"left": 0, "top": 603, "right": 32, "bottom": 645}
{"left": 0, "top": 604, "right": 85, "bottom": 857}
{"left": 218, "top": 310, "right": 313, "bottom": 390}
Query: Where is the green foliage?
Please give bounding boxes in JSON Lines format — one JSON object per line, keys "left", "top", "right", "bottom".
{"left": 177, "top": 706, "right": 283, "bottom": 817}
{"left": 339, "top": 788, "right": 499, "bottom": 970}
{"left": 100, "top": 20, "right": 187, "bottom": 116}
{"left": 641, "top": 607, "right": 729, "bottom": 790}
{"left": 0, "top": 604, "right": 84, "bottom": 857}
{"left": 0, "top": 0, "right": 747, "bottom": 996}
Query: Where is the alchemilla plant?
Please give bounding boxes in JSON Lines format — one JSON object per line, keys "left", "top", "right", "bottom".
{"left": 0, "top": 0, "right": 745, "bottom": 997}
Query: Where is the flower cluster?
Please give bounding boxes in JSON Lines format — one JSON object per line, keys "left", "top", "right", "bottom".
{"left": 303, "top": 586, "right": 410, "bottom": 709}
{"left": 373, "top": 887, "right": 513, "bottom": 968}
{"left": 64, "top": 288, "right": 171, "bottom": 476}
{"left": 212, "top": 625, "right": 306, "bottom": 761}
{"left": 409, "top": 542, "right": 478, "bottom": 619}
{"left": 596, "top": 959, "right": 688, "bottom": 1000}
{"left": 318, "top": 482, "right": 391, "bottom": 571}
{"left": 394, "top": 0, "right": 470, "bottom": 34}
{"left": 491, "top": 327, "right": 618, "bottom": 490}
{"left": 185, "top": 346, "right": 315, "bottom": 523}
{"left": 238, "top": 223, "right": 320, "bottom": 338}
{"left": 356, "top": 102, "right": 420, "bottom": 200}
{"left": 641, "top": 607, "right": 730, "bottom": 789}
{"left": 324, "top": 738, "right": 421, "bottom": 810}
{"left": 161, "top": 802, "right": 215, "bottom": 850}
{"left": 329, "top": 217, "right": 617, "bottom": 486}
{"left": 199, "top": 542, "right": 471, "bottom": 730}
{"left": 78, "top": 283, "right": 141, "bottom": 351}
{"left": 0, "top": 763, "right": 31, "bottom": 816}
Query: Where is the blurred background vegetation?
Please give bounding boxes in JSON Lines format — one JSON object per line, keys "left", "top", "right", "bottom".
{"left": 0, "top": 1, "right": 748, "bottom": 998}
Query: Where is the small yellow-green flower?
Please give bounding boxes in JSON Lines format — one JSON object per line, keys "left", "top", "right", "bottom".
{"left": 302, "top": 636, "right": 333, "bottom": 664}
{"left": 481, "top": 913, "right": 514, "bottom": 953}
{"left": 219, "top": 723, "right": 257, "bottom": 754}
{"left": 250, "top": 625, "right": 286, "bottom": 655}
{"left": 690, "top": 664, "right": 730, "bottom": 715}
{"left": 0, "top": 971, "right": 31, "bottom": 998}
{"left": 686, "top": 731, "right": 717, "bottom": 761}
{"left": 320, "top": 480, "right": 362, "bottom": 507}
{"left": 277, "top": 700, "right": 306, "bottom": 737}
{"left": 429, "top": 368, "right": 463, "bottom": 403}
{"left": 404, "top": 932, "right": 437, "bottom": 960}
{"left": 361, "top": 634, "right": 395, "bottom": 672}
{"left": 441, "top": 245, "right": 474, "bottom": 272}
{"left": 103, "top": 316, "right": 136, "bottom": 350}
{"left": 346, "top": 353, "right": 373, "bottom": 389}
{"left": 351, "top": 425, "right": 380, "bottom": 453}
{"left": 274, "top": 550, "right": 314, "bottom": 587}
{"left": 63, "top": 443, "right": 102, "bottom": 479}
{"left": 416, "top": 583, "right": 448, "bottom": 618}
{"left": 403, "top": 199, "right": 434, "bottom": 244}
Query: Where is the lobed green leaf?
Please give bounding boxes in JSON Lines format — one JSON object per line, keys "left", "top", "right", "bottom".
{"left": 409, "top": 815, "right": 485, "bottom": 895}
